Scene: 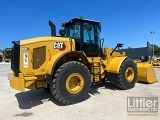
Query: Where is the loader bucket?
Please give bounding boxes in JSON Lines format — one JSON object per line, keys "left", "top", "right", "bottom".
{"left": 136, "top": 62, "right": 157, "bottom": 83}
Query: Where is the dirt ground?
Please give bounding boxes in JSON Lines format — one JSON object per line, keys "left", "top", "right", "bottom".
{"left": 0, "top": 62, "right": 159, "bottom": 120}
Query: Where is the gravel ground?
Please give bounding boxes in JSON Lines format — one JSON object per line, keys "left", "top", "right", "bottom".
{"left": 0, "top": 62, "right": 159, "bottom": 120}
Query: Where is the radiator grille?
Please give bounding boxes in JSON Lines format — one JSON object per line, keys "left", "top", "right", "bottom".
{"left": 33, "top": 46, "right": 46, "bottom": 69}
{"left": 11, "top": 41, "right": 20, "bottom": 76}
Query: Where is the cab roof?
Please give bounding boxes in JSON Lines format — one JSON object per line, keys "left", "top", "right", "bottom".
{"left": 64, "top": 18, "right": 100, "bottom": 27}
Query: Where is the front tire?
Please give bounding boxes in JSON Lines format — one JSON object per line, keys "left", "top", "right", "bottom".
{"left": 114, "top": 59, "right": 137, "bottom": 89}
{"left": 50, "top": 61, "right": 90, "bottom": 105}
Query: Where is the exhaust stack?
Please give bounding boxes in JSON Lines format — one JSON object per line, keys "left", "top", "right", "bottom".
{"left": 49, "top": 20, "right": 56, "bottom": 36}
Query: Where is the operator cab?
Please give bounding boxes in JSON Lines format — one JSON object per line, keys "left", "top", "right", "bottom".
{"left": 60, "top": 18, "right": 101, "bottom": 57}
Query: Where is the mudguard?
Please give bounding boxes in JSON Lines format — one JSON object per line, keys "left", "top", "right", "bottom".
{"left": 46, "top": 51, "right": 89, "bottom": 85}
{"left": 106, "top": 56, "right": 127, "bottom": 73}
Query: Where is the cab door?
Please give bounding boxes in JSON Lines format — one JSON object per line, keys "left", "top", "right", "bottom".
{"left": 83, "top": 23, "right": 99, "bottom": 57}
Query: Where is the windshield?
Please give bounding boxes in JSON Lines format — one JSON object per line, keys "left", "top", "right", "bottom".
{"left": 64, "top": 21, "right": 101, "bottom": 46}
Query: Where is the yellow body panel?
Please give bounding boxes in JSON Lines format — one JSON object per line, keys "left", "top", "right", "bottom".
{"left": 45, "top": 51, "right": 66, "bottom": 74}
{"left": 8, "top": 72, "right": 46, "bottom": 91}
{"left": 9, "top": 36, "right": 75, "bottom": 91}
{"left": 20, "top": 36, "right": 72, "bottom": 45}
{"left": 8, "top": 73, "right": 25, "bottom": 91}
{"left": 101, "top": 47, "right": 127, "bottom": 73}
{"left": 106, "top": 56, "right": 127, "bottom": 73}
{"left": 19, "top": 36, "right": 75, "bottom": 76}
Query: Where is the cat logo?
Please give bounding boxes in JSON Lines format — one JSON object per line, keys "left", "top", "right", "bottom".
{"left": 53, "top": 42, "right": 66, "bottom": 50}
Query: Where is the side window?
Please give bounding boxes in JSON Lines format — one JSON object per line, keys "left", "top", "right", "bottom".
{"left": 70, "top": 26, "right": 74, "bottom": 37}
{"left": 96, "top": 27, "right": 100, "bottom": 45}
{"left": 65, "top": 25, "right": 81, "bottom": 39}
{"left": 66, "top": 25, "right": 74, "bottom": 37}
{"left": 83, "top": 23, "right": 94, "bottom": 42}
{"left": 74, "top": 25, "right": 81, "bottom": 39}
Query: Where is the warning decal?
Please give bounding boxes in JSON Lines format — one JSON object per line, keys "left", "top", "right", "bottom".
{"left": 23, "top": 53, "right": 28, "bottom": 68}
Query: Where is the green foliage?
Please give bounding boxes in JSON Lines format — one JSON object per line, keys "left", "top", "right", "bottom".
{"left": 151, "top": 44, "right": 160, "bottom": 55}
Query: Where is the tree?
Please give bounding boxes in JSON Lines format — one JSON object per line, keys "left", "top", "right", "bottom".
{"left": 152, "top": 44, "right": 160, "bottom": 55}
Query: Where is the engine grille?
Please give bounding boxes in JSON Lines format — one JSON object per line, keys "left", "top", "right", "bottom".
{"left": 11, "top": 41, "right": 20, "bottom": 76}
{"left": 33, "top": 46, "right": 46, "bottom": 69}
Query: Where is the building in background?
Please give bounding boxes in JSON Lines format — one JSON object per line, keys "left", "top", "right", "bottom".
{"left": 117, "top": 42, "right": 152, "bottom": 61}
{"left": 157, "top": 52, "right": 160, "bottom": 57}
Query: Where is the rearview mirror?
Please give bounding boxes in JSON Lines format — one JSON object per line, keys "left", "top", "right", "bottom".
{"left": 117, "top": 43, "right": 124, "bottom": 48}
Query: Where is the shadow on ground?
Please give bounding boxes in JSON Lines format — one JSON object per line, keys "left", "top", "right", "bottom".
{"left": 89, "top": 81, "right": 122, "bottom": 95}
{"left": 15, "top": 82, "right": 121, "bottom": 109}
{"left": 15, "top": 88, "right": 91, "bottom": 109}
{"left": 15, "top": 89, "right": 64, "bottom": 109}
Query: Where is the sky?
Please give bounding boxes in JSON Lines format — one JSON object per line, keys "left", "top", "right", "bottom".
{"left": 0, "top": 0, "right": 160, "bottom": 49}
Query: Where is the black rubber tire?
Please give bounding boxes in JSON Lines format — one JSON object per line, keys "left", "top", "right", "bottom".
{"left": 43, "top": 84, "right": 50, "bottom": 91}
{"left": 50, "top": 61, "right": 90, "bottom": 105}
{"left": 114, "top": 59, "right": 137, "bottom": 90}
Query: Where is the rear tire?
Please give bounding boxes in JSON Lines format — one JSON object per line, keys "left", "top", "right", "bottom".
{"left": 50, "top": 61, "right": 90, "bottom": 105}
{"left": 43, "top": 83, "right": 50, "bottom": 91}
{"left": 114, "top": 59, "right": 137, "bottom": 89}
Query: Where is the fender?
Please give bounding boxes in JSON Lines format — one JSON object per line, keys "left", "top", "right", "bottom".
{"left": 106, "top": 56, "right": 127, "bottom": 73}
{"left": 46, "top": 51, "right": 89, "bottom": 85}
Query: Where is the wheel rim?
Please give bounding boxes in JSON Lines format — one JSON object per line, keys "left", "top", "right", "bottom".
{"left": 66, "top": 73, "right": 84, "bottom": 94}
{"left": 125, "top": 67, "right": 134, "bottom": 82}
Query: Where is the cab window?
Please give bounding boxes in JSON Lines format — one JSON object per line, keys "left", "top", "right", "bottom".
{"left": 83, "top": 23, "right": 94, "bottom": 43}
{"left": 65, "top": 24, "right": 81, "bottom": 39}
{"left": 74, "top": 25, "right": 81, "bottom": 39}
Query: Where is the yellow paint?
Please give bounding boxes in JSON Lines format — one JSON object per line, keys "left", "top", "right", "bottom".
{"left": 25, "top": 80, "right": 45, "bottom": 89}
{"left": 9, "top": 35, "right": 158, "bottom": 92}
{"left": 100, "top": 47, "right": 127, "bottom": 74}
{"left": 25, "top": 81, "right": 35, "bottom": 88}
{"left": 21, "top": 36, "right": 69, "bottom": 45}
{"left": 125, "top": 67, "right": 134, "bottom": 82}
{"left": 45, "top": 51, "right": 66, "bottom": 74}
{"left": 9, "top": 36, "right": 77, "bottom": 91}
{"left": 136, "top": 62, "right": 157, "bottom": 83}
{"left": 106, "top": 56, "right": 127, "bottom": 73}
{"left": 87, "top": 57, "right": 102, "bottom": 63}
{"left": 8, "top": 73, "right": 25, "bottom": 92}
{"left": 19, "top": 36, "right": 75, "bottom": 76}
{"left": 66, "top": 73, "right": 84, "bottom": 94}
{"left": 9, "top": 72, "right": 45, "bottom": 91}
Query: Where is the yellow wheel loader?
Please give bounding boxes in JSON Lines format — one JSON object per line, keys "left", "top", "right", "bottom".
{"left": 152, "top": 57, "right": 160, "bottom": 68}
{"left": 3, "top": 48, "right": 12, "bottom": 62}
{"left": 8, "top": 17, "right": 157, "bottom": 105}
